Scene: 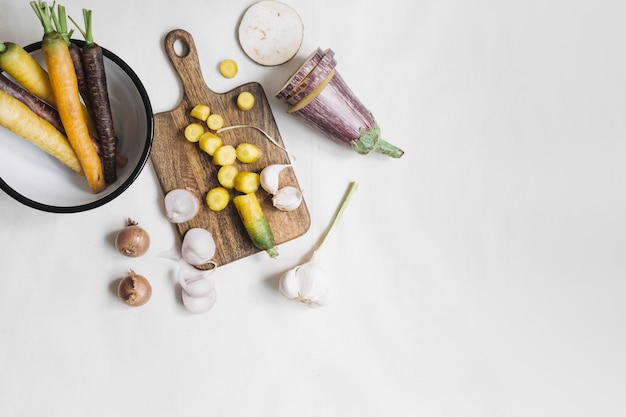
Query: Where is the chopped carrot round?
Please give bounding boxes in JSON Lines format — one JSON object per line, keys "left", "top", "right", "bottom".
{"left": 219, "top": 59, "right": 238, "bottom": 78}
{"left": 217, "top": 164, "right": 239, "bottom": 189}
{"left": 206, "top": 187, "right": 230, "bottom": 211}
{"left": 190, "top": 104, "right": 210, "bottom": 121}
{"left": 198, "top": 132, "right": 223, "bottom": 155}
{"left": 212, "top": 144, "right": 237, "bottom": 166}
{"left": 237, "top": 91, "right": 255, "bottom": 111}
{"left": 234, "top": 171, "right": 261, "bottom": 194}
{"left": 236, "top": 142, "right": 262, "bottom": 163}
{"left": 207, "top": 113, "right": 224, "bottom": 131}
{"left": 184, "top": 123, "right": 204, "bottom": 142}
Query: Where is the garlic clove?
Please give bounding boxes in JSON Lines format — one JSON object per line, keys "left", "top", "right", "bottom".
{"left": 278, "top": 267, "right": 300, "bottom": 300}
{"left": 181, "top": 228, "right": 216, "bottom": 267}
{"left": 164, "top": 189, "right": 201, "bottom": 223}
{"left": 272, "top": 186, "right": 303, "bottom": 211}
{"left": 260, "top": 164, "right": 291, "bottom": 195}
{"left": 279, "top": 260, "right": 332, "bottom": 308}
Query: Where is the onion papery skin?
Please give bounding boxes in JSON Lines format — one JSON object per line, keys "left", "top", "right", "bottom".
{"left": 117, "top": 270, "right": 152, "bottom": 307}
{"left": 115, "top": 220, "right": 150, "bottom": 257}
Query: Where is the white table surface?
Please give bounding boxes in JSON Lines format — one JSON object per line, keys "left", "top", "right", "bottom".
{"left": 2, "top": 0, "right": 625, "bottom": 416}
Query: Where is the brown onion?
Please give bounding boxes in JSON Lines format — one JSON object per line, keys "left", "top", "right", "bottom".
{"left": 117, "top": 269, "right": 152, "bottom": 307}
{"left": 115, "top": 218, "right": 150, "bottom": 257}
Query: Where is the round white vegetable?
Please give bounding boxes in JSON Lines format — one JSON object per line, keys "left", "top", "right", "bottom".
{"left": 181, "top": 228, "right": 216, "bottom": 267}
{"left": 238, "top": 0, "right": 304, "bottom": 66}
{"left": 164, "top": 188, "right": 201, "bottom": 223}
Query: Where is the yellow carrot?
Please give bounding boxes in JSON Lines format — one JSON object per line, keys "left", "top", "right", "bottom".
{"left": 0, "top": 88, "right": 82, "bottom": 173}
{"left": 0, "top": 41, "right": 56, "bottom": 105}
{"left": 31, "top": 1, "right": 105, "bottom": 193}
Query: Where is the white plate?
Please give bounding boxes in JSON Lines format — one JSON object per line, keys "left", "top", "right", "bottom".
{"left": 0, "top": 40, "right": 153, "bottom": 213}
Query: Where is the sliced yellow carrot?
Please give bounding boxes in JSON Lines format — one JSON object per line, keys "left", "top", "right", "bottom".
{"left": 198, "top": 132, "right": 222, "bottom": 155}
{"left": 212, "top": 144, "right": 236, "bottom": 166}
{"left": 190, "top": 104, "right": 210, "bottom": 121}
{"left": 236, "top": 91, "right": 255, "bottom": 111}
{"left": 219, "top": 59, "right": 238, "bottom": 78}
{"left": 234, "top": 171, "right": 260, "bottom": 194}
{"left": 207, "top": 113, "right": 224, "bottom": 131}
{"left": 236, "top": 142, "right": 262, "bottom": 163}
{"left": 184, "top": 123, "right": 204, "bottom": 142}
{"left": 217, "top": 164, "right": 238, "bottom": 189}
{"left": 206, "top": 187, "right": 230, "bottom": 211}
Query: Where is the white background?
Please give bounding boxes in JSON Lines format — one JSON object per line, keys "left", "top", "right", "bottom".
{"left": 1, "top": 0, "right": 625, "bottom": 416}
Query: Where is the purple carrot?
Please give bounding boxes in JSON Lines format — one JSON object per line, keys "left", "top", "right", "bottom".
{"left": 72, "top": 8, "right": 117, "bottom": 183}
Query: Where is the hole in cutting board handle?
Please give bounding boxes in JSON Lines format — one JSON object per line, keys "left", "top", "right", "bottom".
{"left": 172, "top": 38, "right": 190, "bottom": 58}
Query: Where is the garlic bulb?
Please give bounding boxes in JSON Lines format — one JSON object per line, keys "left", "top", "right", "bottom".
{"left": 278, "top": 182, "right": 359, "bottom": 308}
{"left": 260, "top": 164, "right": 291, "bottom": 195}
{"left": 279, "top": 255, "right": 332, "bottom": 307}
{"left": 181, "top": 228, "right": 217, "bottom": 267}
{"left": 164, "top": 189, "right": 201, "bottom": 223}
{"left": 272, "top": 186, "right": 302, "bottom": 211}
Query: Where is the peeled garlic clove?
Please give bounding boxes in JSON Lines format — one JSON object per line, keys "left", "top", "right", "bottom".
{"left": 260, "top": 164, "right": 291, "bottom": 195}
{"left": 279, "top": 261, "right": 332, "bottom": 308}
{"left": 181, "top": 228, "right": 216, "bottom": 266}
{"left": 272, "top": 186, "right": 303, "bottom": 211}
{"left": 164, "top": 189, "right": 201, "bottom": 223}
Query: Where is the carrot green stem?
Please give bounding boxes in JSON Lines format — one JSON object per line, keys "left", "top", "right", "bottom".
{"left": 83, "top": 9, "right": 94, "bottom": 45}
{"left": 49, "top": 3, "right": 73, "bottom": 45}
{"left": 69, "top": 9, "right": 94, "bottom": 46}
{"left": 30, "top": 1, "right": 55, "bottom": 35}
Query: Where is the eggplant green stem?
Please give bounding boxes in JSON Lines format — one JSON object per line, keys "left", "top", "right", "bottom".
{"left": 313, "top": 182, "right": 359, "bottom": 259}
{"left": 352, "top": 117, "right": 404, "bottom": 158}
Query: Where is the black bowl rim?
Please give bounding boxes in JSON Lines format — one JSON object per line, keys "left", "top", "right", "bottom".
{"left": 0, "top": 40, "right": 154, "bottom": 214}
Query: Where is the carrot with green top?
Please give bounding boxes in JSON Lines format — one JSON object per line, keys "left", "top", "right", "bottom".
{"left": 30, "top": 1, "right": 105, "bottom": 193}
{"left": 0, "top": 88, "right": 82, "bottom": 174}
{"left": 49, "top": 4, "right": 97, "bottom": 131}
{"left": 233, "top": 193, "right": 279, "bottom": 258}
{"left": 72, "top": 8, "right": 117, "bottom": 183}
{"left": 0, "top": 40, "right": 56, "bottom": 105}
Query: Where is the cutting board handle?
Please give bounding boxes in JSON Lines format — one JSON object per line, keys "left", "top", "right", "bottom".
{"left": 163, "top": 29, "right": 212, "bottom": 100}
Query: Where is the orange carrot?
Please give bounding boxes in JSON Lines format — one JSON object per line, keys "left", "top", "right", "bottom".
{"left": 31, "top": 1, "right": 105, "bottom": 193}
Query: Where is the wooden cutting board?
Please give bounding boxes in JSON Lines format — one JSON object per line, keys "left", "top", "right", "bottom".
{"left": 151, "top": 29, "right": 310, "bottom": 268}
